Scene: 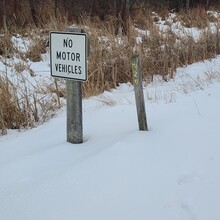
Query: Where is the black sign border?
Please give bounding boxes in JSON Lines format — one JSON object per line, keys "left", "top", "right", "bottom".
{"left": 50, "top": 31, "right": 88, "bottom": 82}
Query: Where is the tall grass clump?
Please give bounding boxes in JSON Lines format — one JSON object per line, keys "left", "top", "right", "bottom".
{"left": 81, "top": 17, "right": 134, "bottom": 97}
{"left": 0, "top": 76, "right": 26, "bottom": 135}
{"left": 0, "top": 69, "right": 63, "bottom": 135}
{"left": 178, "top": 6, "right": 209, "bottom": 29}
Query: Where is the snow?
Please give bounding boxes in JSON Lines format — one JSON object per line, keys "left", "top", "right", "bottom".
{"left": 1, "top": 54, "right": 220, "bottom": 219}
{"left": 1, "top": 14, "right": 220, "bottom": 219}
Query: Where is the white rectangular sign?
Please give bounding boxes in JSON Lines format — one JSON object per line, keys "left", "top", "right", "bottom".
{"left": 50, "top": 32, "right": 87, "bottom": 81}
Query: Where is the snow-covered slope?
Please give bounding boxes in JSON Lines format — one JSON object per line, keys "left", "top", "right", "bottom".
{"left": 1, "top": 56, "right": 220, "bottom": 220}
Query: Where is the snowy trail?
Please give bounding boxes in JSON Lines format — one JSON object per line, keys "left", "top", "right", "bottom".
{"left": 1, "top": 70, "right": 220, "bottom": 219}
{"left": 0, "top": 101, "right": 138, "bottom": 217}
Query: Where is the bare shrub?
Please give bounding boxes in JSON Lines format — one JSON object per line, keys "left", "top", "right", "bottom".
{"left": 0, "top": 35, "right": 15, "bottom": 57}
{"left": 131, "top": 6, "right": 153, "bottom": 30}
{"left": 25, "top": 36, "right": 48, "bottom": 62}
{"left": 0, "top": 72, "right": 63, "bottom": 135}
{"left": 207, "top": 11, "right": 219, "bottom": 22}
{"left": 13, "top": 61, "right": 27, "bottom": 73}
{"left": 0, "top": 76, "right": 30, "bottom": 134}
{"left": 178, "top": 6, "right": 208, "bottom": 29}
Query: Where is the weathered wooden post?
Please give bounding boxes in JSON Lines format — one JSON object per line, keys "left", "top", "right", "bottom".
{"left": 66, "top": 76, "right": 83, "bottom": 143}
{"left": 65, "top": 27, "right": 84, "bottom": 144}
{"left": 131, "top": 55, "right": 148, "bottom": 131}
{"left": 50, "top": 27, "right": 88, "bottom": 144}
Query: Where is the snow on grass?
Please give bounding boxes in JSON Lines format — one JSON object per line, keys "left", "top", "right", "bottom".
{"left": 0, "top": 55, "right": 220, "bottom": 220}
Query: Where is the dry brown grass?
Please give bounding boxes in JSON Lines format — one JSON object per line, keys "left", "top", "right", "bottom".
{"left": 178, "top": 6, "right": 208, "bottom": 29}
{"left": 0, "top": 75, "right": 30, "bottom": 134}
{"left": 25, "top": 37, "right": 48, "bottom": 62}
{"left": 0, "top": 70, "right": 63, "bottom": 135}
{"left": 131, "top": 6, "right": 154, "bottom": 30}
{"left": 82, "top": 26, "right": 133, "bottom": 96}
{"left": 79, "top": 8, "right": 220, "bottom": 95}
{"left": 0, "top": 34, "right": 15, "bottom": 57}
{"left": 0, "top": 23, "right": 68, "bottom": 135}
{"left": 1, "top": 6, "right": 220, "bottom": 134}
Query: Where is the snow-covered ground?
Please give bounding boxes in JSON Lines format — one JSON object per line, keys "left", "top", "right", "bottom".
{"left": 0, "top": 55, "right": 220, "bottom": 219}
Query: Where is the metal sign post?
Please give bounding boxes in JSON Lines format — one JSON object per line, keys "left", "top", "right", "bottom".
{"left": 50, "top": 27, "right": 88, "bottom": 144}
